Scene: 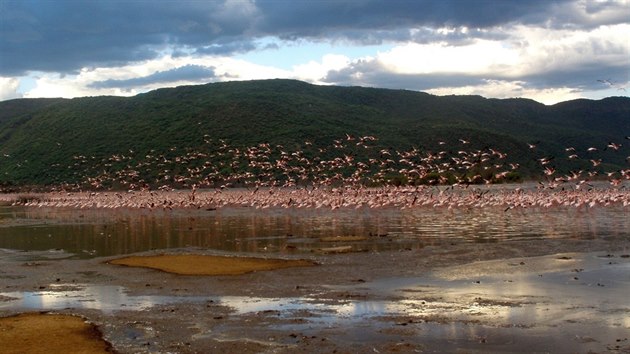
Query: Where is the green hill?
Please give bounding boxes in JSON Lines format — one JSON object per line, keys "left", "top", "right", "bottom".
{"left": 0, "top": 79, "right": 628, "bottom": 189}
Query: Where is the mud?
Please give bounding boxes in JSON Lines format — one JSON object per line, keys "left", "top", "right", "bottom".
{"left": 1, "top": 236, "right": 630, "bottom": 353}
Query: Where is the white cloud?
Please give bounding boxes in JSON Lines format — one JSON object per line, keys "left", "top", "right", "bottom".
{"left": 0, "top": 77, "right": 21, "bottom": 100}
{"left": 322, "top": 21, "right": 628, "bottom": 104}
{"left": 23, "top": 73, "right": 107, "bottom": 99}
{"left": 425, "top": 79, "right": 584, "bottom": 105}
{"left": 20, "top": 54, "right": 295, "bottom": 99}
{"left": 212, "top": 57, "right": 293, "bottom": 80}
{"left": 509, "top": 23, "right": 630, "bottom": 78}
{"left": 373, "top": 23, "right": 629, "bottom": 80}
{"left": 292, "top": 54, "right": 351, "bottom": 83}
{"left": 555, "top": 0, "right": 630, "bottom": 28}
{"left": 376, "top": 39, "right": 520, "bottom": 75}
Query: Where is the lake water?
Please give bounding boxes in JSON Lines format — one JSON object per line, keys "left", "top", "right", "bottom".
{"left": 1, "top": 201, "right": 629, "bottom": 353}
{"left": 0, "top": 204, "right": 628, "bottom": 258}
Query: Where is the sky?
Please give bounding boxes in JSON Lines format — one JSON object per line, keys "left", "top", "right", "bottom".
{"left": 1, "top": 0, "right": 628, "bottom": 105}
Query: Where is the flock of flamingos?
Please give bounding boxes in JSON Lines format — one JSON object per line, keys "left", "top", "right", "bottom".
{"left": 4, "top": 134, "right": 630, "bottom": 211}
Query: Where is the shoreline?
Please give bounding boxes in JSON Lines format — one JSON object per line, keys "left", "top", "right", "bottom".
{"left": 1, "top": 184, "right": 629, "bottom": 212}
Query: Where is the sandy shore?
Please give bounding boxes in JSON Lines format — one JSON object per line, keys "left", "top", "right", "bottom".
{"left": 2, "top": 235, "right": 629, "bottom": 353}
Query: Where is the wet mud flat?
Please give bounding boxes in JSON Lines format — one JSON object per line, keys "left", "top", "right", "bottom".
{"left": 1, "top": 237, "right": 629, "bottom": 353}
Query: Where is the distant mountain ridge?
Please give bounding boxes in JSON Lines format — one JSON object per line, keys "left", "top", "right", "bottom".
{"left": 0, "top": 79, "right": 628, "bottom": 188}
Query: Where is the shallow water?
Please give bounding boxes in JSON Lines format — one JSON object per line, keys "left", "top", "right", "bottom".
{"left": 0, "top": 284, "right": 196, "bottom": 314}
{"left": 3, "top": 254, "right": 628, "bottom": 323}
{"left": 2, "top": 253, "right": 628, "bottom": 353}
{"left": 0, "top": 205, "right": 628, "bottom": 258}
{"left": 1, "top": 188, "right": 629, "bottom": 352}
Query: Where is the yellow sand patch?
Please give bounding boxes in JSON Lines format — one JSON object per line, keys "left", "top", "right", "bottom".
{"left": 320, "top": 235, "right": 368, "bottom": 242}
{"left": 0, "top": 313, "right": 114, "bottom": 354}
{"left": 108, "top": 254, "right": 316, "bottom": 275}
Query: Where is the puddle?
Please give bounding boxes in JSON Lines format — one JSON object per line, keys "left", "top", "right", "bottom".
{"left": 4, "top": 255, "right": 628, "bottom": 329}
{"left": 0, "top": 283, "right": 421, "bottom": 323}
{"left": 2, "top": 257, "right": 629, "bottom": 353}
{"left": 328, "top": 253, "right": 630, "bottom": 329}
{"left": 217, "top": 296, "right": 402, "bottom": 321}
{"left": 0, "top": 284, "right": 204, "bottom": 314}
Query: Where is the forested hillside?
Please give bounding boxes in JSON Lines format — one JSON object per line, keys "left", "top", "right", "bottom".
{"left": 1, "top": 79, "right": 628, "bottom": 189}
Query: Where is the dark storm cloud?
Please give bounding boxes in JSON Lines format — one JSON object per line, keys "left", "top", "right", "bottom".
{"left": 89, "top": 65, "right": 216, "bottom": 89}
{"left": 3, "top": 0, "right": 626, "bottom": 77}
{"left": 255, "top": 0, "right": 561, "bottom": 38}
{"left": 0, "top": 1, "right": 256, "bottom": 75}
{"left": 322, "top": 26, "right": 509, "bottom": 47}
{"left": 194, "top": 39, "right": 258, "bottom": 56}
